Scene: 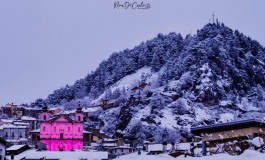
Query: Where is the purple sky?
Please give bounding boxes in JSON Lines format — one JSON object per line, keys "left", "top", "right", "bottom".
{"left": 0, "top": 0, "right": 265, "bottom": 105}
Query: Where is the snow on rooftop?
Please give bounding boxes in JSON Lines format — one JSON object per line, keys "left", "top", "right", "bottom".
{"left": 21, "top": 116, "right": 36, "bottom": 121}
{"left": 64, "top": 107, "right": 101, "bottom": 114}
{"left": 148, "top": 143, "right": 164, "bottom": 151}
{"left": 1, "top": 119, "right": 14, "bottom": 123}
{"left": 14, "top": 122, "right": 30, "bottom": 126}
{"left": 0, "top": 124, "right": 27, "bottom": 129}
{"left": 83, "top": 107, "right": 101, "bottom": 112}
{"left": 7, "top": 138, "right": 27, "bottom": 142}
{"left": 103, "top": 138, "right": 116, "bottom": 141}
{"left": 6, "top": 145, "right": 26, "bottom": 151}
{"left": 8, "top": 150, "right": 108, "bottom": 160}
{"left": 48, "top": 107, "right": 62, "bottom": 111}
{"left": 83, "top": 130, "right": 92, "bottom": 134}
{"left": 30, "top": 128, "right": 40, "bottom": 133}
{"left": 111, "top": 146, "right": 133, "bottom": 149}
{"left": 103, "top": 143, "right": 117, "bottom": 147}
{"left": 249, "top": 137, "right": 264, "bottom": 148}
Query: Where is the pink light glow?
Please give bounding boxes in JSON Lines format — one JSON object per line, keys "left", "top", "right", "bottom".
{"left": 40, "top": 111, "right": 84, "bottom": 151}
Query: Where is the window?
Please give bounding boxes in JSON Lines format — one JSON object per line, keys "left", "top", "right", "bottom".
{"left": 44, "top": 115, "right": 47, "bottom": 120}
{"left": 12, "top": 132, "right": 14, "bottom": 139}
{"left": 78, "top": 116, "right": 81, "bottom": 121}
{"left": 5, "top": 132, "right": 8, "bottom": 138}
{"left": 60, "top": 133, "right": 64, "bottom": 139}
{"left": 43, "top": 126, "right": 46, "bottom": 132}
{"left": 78, "top": 127, "right": 80, "bottom": 132}
{"left": 19, "top": 132, "right": 22, "bottom": 138}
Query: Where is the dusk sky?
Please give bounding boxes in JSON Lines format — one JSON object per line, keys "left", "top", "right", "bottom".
{"left": 0, "top": 0, "right": 264, "bottom": 105}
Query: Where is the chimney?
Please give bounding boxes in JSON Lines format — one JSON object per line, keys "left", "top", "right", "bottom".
{"left": 144, "top": 141, "right": 149, "bottom": 152}
{"left": 202, "top": 141, "right": 207, "bottom": 156}
{"left": 162, "top": 142, "right": 167, "bottom": 153}
{"left": 171, "top": 142, "right": 175, "bottom": 151}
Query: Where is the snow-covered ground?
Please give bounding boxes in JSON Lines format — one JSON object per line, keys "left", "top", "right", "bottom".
{"left": 91, "top": 67, "right": 153, "bottom": 104}
{"left": 8, "top": 150, "right": 108, "bottom": 160}
{"left": 158, "top": 108, "right": 179, "bottom": 130}
{"left": 219, "top": 113, "right": 234, "bottom": 123}
{"left": 194, "top": 108, "right": 211, "bottom": 122}
{"left": 115, "top": 152, "right": 176, "bottom": 160}
{"left": 115, "top": 149, "right": 265, "bottom": 160}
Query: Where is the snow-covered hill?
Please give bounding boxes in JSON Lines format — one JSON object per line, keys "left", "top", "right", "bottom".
{"left": 30, "top": 22, "right": 265, "bottom": 142}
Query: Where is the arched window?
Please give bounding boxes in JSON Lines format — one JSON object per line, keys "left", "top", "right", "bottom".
{"left": 44, "top": 115, "right": 47, "bottom": 120}
{"left": 78, "top": 116, "right": 81, "bottom": 121}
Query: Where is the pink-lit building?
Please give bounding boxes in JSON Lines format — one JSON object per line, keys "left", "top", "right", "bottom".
{"left": 40, "top": 106, "right": 84, "bottom": 151}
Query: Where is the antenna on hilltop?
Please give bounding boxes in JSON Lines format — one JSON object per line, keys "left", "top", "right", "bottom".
{"left": 212, "top": 13, "right": 215, "bottom": 24}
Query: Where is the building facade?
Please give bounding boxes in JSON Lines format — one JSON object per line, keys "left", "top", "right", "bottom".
{"left": 191, "top": 119, "right": 265, "bottom": 155}
{"left": 40, "top": 106, "right": 84, "bottom": 151}
{"left": 21, "top": 116, "right": 37, "bottom": 130}
{"left": 0, "top": 124, "right": 27, "bottom": 145}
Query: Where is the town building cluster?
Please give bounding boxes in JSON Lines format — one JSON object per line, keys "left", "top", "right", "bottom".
{"left": 1, "top": 103, "right": 265, "bottom": 160}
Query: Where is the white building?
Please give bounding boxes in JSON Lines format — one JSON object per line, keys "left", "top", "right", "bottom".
{"left": 0, "top": 124, "right": 27, "bottom": 145}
